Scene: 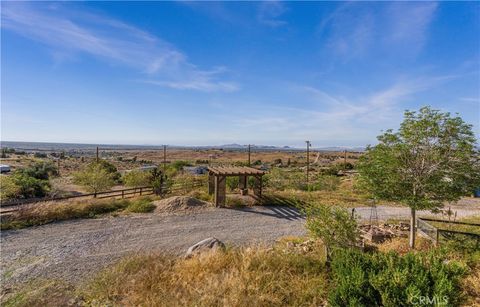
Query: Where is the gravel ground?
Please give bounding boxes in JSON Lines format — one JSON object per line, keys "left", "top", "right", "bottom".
{"left": 1, "top": 202, "right": 479, "bottom": 287}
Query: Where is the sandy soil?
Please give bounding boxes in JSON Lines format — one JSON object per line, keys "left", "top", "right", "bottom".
{"left": 1, "top": 202, "right": 479, "bottom": 288}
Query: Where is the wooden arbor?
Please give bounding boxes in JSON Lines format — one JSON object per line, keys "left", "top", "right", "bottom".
{"left": 208, "top": 166, "right": 266, "bottom": 207}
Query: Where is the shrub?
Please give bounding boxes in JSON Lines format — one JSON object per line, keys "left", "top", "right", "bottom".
{"left": 305, "top": 204, "right": 358, "bottom": 260}
{"left": 1, "top": 199, "right": 130, "bottom": 230}
{"left": 172, "top": 160, "right": 192, "bottom": 171}
{"left": 73, "top": 164, "right": 115, "bottom": 193}
{"left": 94, "top": 160, "right": 121, "bottom": 182}
{"left": 127, "top": 198, "right": 156, "bottom": 213}
{"left": 17, "top": 161, "right": 58, "bottom": 180}
{"left": 328, "top": 249, "right": 466, "bottom": 307}
{"left": 312, "top": 175, "right": 341, "bottom": 191}
{"left": 123, "top": 170, "right": 152, "bottom": 187}
{"left": 11, "top": 173, "right": 51, "bottom": 198}
{"left": 0, "top": 175, "right": 20, "bottom": 200}
{"left": 226, "top": 176, "right": 239, "bottom": 191}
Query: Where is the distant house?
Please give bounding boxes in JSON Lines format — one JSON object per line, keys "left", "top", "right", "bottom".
{"left": 138, "top": 165, "right": 158, "bottom": 172}
{"left": 184, "top": 166, "right": 208, "bottom": 175}
{"left": 0, "top": 165, "right": 11, "bottom": 173}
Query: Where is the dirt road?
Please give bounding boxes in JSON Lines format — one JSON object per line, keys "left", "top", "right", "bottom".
{"left": 1, "top": 204, "right": 479, "bottom": 287}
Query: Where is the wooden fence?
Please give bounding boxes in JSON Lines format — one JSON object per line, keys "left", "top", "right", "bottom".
{"left": 0, "top": 179, "right": 206, "bottom": 211}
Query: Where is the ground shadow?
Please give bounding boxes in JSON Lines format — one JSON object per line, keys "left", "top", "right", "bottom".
{"left": 228, "top": 194, "right": 306, "bottom": 220}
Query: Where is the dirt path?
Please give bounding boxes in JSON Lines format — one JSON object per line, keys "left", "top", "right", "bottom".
{"left": 1, "top": 204, "right": 479, "bottom": 287}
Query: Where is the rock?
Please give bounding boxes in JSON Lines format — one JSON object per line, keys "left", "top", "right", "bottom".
{"left": 185, "top": 237, "right": 225, "bottom": 258}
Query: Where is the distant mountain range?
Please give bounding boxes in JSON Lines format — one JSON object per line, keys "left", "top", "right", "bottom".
{"left": 0, "top": 141, "right": 365, "bottom": 152}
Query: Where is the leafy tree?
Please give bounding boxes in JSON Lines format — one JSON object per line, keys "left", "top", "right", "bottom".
{"left": 305, "top": 204, "right": 358, "bottom": 262}
{"left": 94, "top": 160, "right": 121, "bottom": 182}
{"left": 123, "top": 170, "right": 152, "bottom": 187}
{"left": 357, "top": 107, "right": 480, "bottom": 248}
{"left": 73, "top": 163, "right": 115, "bottom": 193}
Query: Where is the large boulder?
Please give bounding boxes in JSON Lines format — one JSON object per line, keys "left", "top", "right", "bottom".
{"left": 185, "top": 237, "right": 225, "bottom": 258}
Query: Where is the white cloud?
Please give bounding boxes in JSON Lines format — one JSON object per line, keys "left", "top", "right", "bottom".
{"left": 318, "top": 2, "right": 438, "bottom": 59}
{"left": 1, "top": 2, "right": 238, "bottom": 92}
{"left": 231, "top": 75, "right": 458, "bottom": 145}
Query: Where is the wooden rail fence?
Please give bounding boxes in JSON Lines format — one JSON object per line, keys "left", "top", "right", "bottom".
{"left": 0, "top": 179, "right": 205, "bottom": 211}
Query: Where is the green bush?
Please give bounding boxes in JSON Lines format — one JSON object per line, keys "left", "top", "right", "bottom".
{"left": 306, "top": 204, "right": 358, "bottom": 260}
{"left": 17, "top": 161, "right": 58, "bottom": 180}
{"left": 123, "top": 170, "right": 152, "bottom": 187}
{"left": 312, "top": 175, "right": 341, "bottom": 191}
{"left": 329, "top": 249, "right": 466, "bottom": 307}
{"left": 226, "top": 176, "right": 239, "bottom": 191}
{"left": 127, "top": 198, "right": 156, "bottom": 213}
{"left": 11, "top": 173, "right": 51, "bottom": 198}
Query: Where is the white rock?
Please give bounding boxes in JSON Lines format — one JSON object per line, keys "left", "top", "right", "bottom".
{"left": 185, "top": 237, "right": 225, "bottom": 258}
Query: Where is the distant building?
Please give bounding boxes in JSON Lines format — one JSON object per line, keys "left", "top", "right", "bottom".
{"left": 184, "top": 166, "right": 208, "bottom": 175}
{"left": 138, "top": 165, "right": 158, "bottom": 172}
{"left": 0, "top": 165, "right": 11, "bottom": 173}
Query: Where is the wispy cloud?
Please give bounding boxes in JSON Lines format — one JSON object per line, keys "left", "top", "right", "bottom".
{"left": 257, "top": 1, "right": 288, "bottom": 27}
{"left": 231, "top": 74, "right": 458, "bottom": 145}
{"left": 1, "top": 2, "right": 238, "bottom": 92}
{"left": 318, "top": 2, "right": 438, "bottom": 59}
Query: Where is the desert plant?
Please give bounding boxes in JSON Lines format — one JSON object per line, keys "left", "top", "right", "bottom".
{"left": 11, "top": 173, "right": 51, "bottom": 198}
{"left": 126, "top": 198, "right": 156, "bottom": 213}
{"left": 0, "top": 175, "right": 20, "bottom": 200}
{"left": 357, "top": 107, "right": 480, "bottom": 248}
{"left": 17, "top": 161, "right": 58, "bottom": 180}
{"left": 313, "top": 175, "right": 341, "bottom": 191}
{"left": 306, "top": 204, "right": 358, "bottom": 261}
{"left": 1, "top": 199, "right": 130, "bottom": 230}
{"left": 226, "top": 176, "right": 239, "bottom": 191}
{"left": 328, "top": 249, "right": 466, "bottom": 307}
{"left": 123, "top": 170, "right": 152, "bottom": 188}
{"left": 73, "top": 163, "right": 115, "bottom": 193}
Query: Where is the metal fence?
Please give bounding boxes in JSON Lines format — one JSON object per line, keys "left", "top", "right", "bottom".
{"left": 417, "top": 217, "right": 480, "bottom": 247}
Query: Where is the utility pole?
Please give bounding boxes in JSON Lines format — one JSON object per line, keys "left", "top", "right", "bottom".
{"left": 163, "top": 145, "right": 167, "bottom": 173}
{"left": 305, "top": 141, "right": 311, "bottom": 190}
{"left": 248, "top": 144, "right": 251, "bottom": 166}
{"left": 96, "top": 146, "right": 99, "bottom": 163}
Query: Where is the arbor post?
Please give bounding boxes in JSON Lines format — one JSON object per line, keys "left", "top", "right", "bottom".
{"left": 208, "top": 174, "right": 215, "bottom": 195}
{"left": 214, "top": 175, "right": 226, "bottom": 207}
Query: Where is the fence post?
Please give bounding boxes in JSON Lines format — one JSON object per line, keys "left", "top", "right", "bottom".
{"left": 94, "top": 192, "right": 97, "bottom": 198}
{"left": 140, "top": 187, "right": 143, "bottom": 196}
{"left": 122, "top": 190, "right": 125, "bottom": 199}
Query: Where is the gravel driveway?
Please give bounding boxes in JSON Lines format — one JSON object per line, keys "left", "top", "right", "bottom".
{"left": 1, "top": 204, "right": 479, "bottom": 287}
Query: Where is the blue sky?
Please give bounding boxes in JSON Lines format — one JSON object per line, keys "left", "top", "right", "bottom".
{"left": 1, "top": 1, "right": 479, "bottom": 147}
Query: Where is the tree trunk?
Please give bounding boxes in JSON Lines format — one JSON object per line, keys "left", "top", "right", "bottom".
{"left": 409, "top": 207, "right": 416, "bottom": 249}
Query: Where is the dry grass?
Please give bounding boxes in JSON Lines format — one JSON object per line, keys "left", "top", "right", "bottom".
{"left": 81, "top": 245, "right": 328, "bottom": 306}
{"left": 375, "top": 236, "right": 434, "bottom": 255}
{"left": 1, "top": 197, "right": 156, "bottom": 230}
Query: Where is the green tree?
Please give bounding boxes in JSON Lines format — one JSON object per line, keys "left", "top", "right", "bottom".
{"left": 73, "top": 163, "right": 115, "bottom": 194}
{"left": 357, "top": 107, "right": 480, "bottom": 248}
{"left": 123, "top": 170, "right": 152, "bottom": 188}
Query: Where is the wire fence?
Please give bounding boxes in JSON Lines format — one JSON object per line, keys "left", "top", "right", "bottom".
{"left": 417, "top": 217, "right": 480, "bottom": 247}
